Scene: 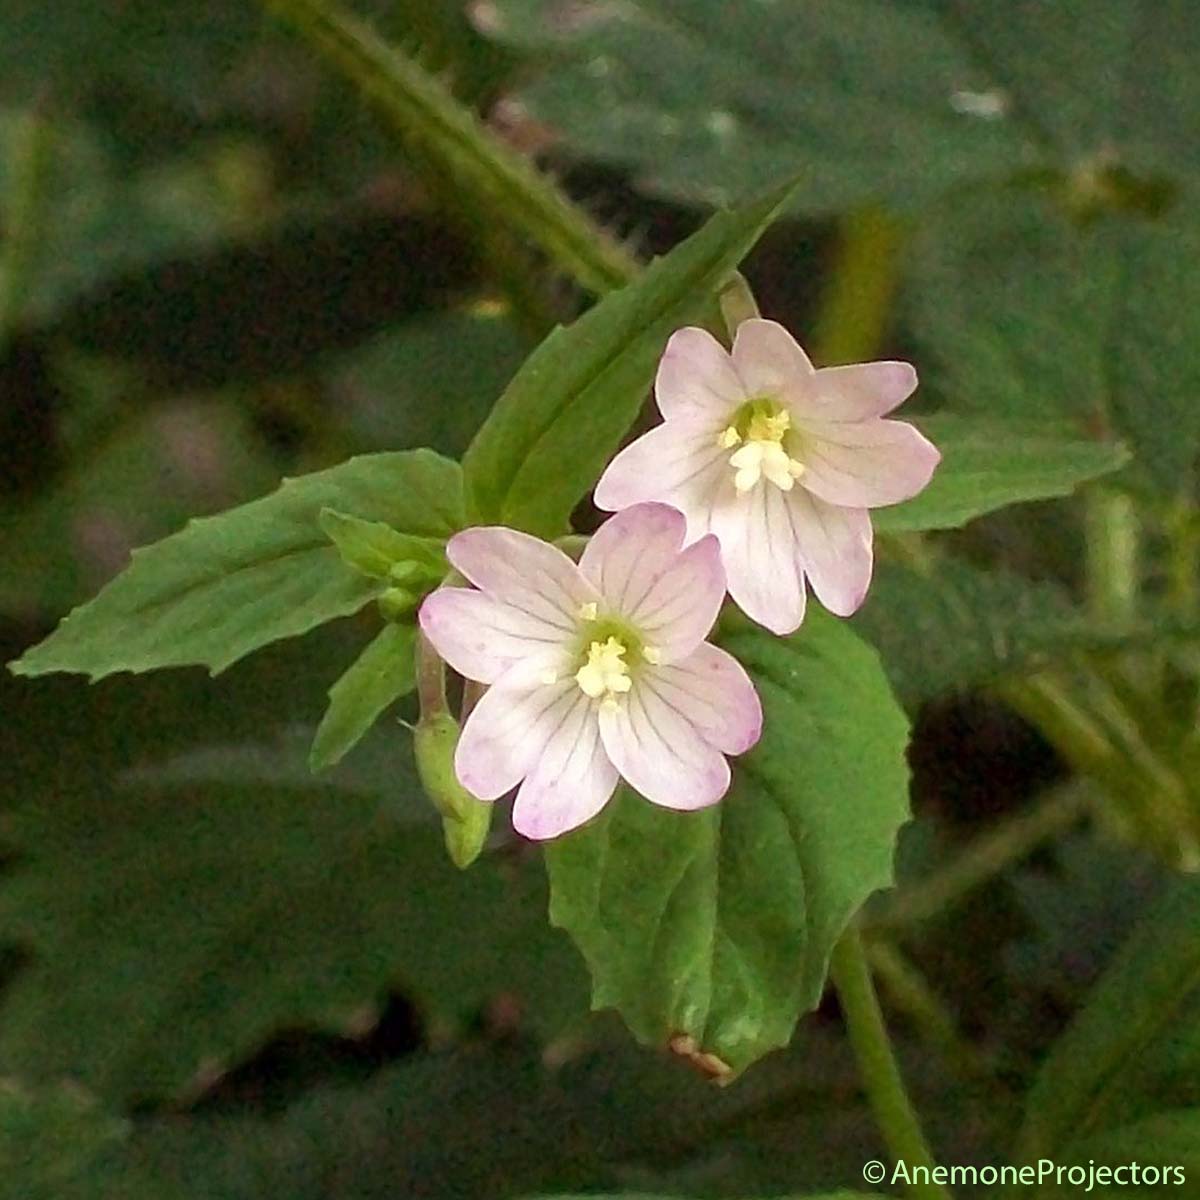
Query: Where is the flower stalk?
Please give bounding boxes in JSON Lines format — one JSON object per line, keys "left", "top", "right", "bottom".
{"left": 830, "top": 925, "right": 951, "bottom": 1200}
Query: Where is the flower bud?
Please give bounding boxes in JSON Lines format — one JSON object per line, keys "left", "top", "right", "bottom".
{"left": 413, "top": 711, "right": 491, "bottom": 868}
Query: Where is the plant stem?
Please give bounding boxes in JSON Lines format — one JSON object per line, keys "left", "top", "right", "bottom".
{"left": 829, "top": 925, "right": 950, "bottom": 1200}
{"left": 865, "top": 938, "right": 993, "bottom": 1084}
{"left": 1083, "top": 487, "right": 1139, "bottom": 623}
{"left": 0, "top": 104, "right": 53, "bottom": 352}
{"left": 811, "top": 207, "right": 904, "bottom": 366}
{"left": 258, "top": 0, "right": 639, "bottom": 296}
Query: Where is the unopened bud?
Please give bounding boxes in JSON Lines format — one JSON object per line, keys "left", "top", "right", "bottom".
{"left": 413, "top": 711, "right": 492, "bottom": 868}
{"left": 378, "top": 586, "right": 418, "bottom": 622}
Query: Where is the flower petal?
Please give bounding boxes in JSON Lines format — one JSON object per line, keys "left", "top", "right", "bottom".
{"left": 599, "top": 684, "right": 731, "bottom": 811}
{"left": 711, "top": 484, "right": 807, "bottom": 635}
{"left": 447, "top": 526, "right": 597, "bottom": 630}
{"left": 798, "top": 417, "right": 941, "bottom": 508}
{"left": 420, "top": 588, "right": 568, "bottom": 684}
{"left": 642, "top": 643, "right": 762, "bottom": 755}
{"left": 655, "top": 326, "right": 745, "bottom": 421}
{"left": 454, "top": 673, "right": 580, "bottom": 800}
{"left": 580, "top": 503, "right": 725, "bottom": 660}
{"left": 511, "top": 691, "right": 618, "bottom": 839}
{"left": 788, "top": 361, "right": 918, "bottom": 422}
{"left": 785, "top": 489, "right": 873, "bottom": 617}
{"left": 731, "top": 318, "right": 815, "bottom": 397}
{"left": 593, "top": 415, "right": 727, "bottom": 534}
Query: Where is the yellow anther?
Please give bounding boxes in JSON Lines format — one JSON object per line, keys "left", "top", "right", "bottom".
{"left": 643, "top": 646, "right": 662, "bottom": 664}
{"left": 577, "top": 601, "right": 598, "bottom": 621}
{"left": 717, "top": 425, "right": 741, "bottom": 449}
{"left": 575, "top": 636, "right": 631, "bottom": 701}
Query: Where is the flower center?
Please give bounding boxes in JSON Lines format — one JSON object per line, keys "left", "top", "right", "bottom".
{"left": 575, "top": 636, "right": 632, "bottom": 702}
{"left": 565, "top": 606, "right": 660, "bottom": 709}
{"left": 717, "top": 398, "right": 805, "bottom": 495}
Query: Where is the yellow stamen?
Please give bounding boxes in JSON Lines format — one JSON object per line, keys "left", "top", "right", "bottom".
{"left": 577, "top": 601, "right": 598, "bottom": 620}
{"left": 717, "top": 425, "right": 741, "bottom": 449}
{"left": 643, "top": 646, "right": 662, "bottom": 664}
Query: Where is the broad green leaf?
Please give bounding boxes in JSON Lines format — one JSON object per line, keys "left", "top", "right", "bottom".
{"left": 318, "top": 507, "right": 446, "bottom": 581}
{"left": 908, "top": 195, "right": 1200, "bottom": 494}
{"left": 462, "top": 181, "right": 795, "bottom": 537}
{"left": 483, "top": 0, "right": 1199, "bottom": 214}
{"left": 547, "top": 612, "right": 910, "bottom": 1076}
{"left": 0, "top": 763, "right": 585, "bottom": 1104}
{"left": 1013, "top": 874, "right": 1200, "bottom": 1166}
{"left": 482, "top": 0, "right": 1032, "bottom": 213}
{"left": 309, "top": 622, "right": 416, "bottom": 771}
{"left": 11, "top": 450, "right": 462, "bottom": 680}
{"left": 853, "top": 559, "right": 1199, "bottom": 708}
{"left": 872, "top": 416, "right": 1129, "bottom": 533}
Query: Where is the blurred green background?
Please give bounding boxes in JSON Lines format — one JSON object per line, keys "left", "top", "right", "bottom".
{"left": 2, "top": 2, "right": 1198, "bottom": 1197}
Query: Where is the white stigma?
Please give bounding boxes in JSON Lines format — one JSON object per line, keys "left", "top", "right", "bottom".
{"left": 575, "top": 636, "right": 633, "bottom": 703}
{"left": 728, "top": 408, "right": 804, "bottom": 494}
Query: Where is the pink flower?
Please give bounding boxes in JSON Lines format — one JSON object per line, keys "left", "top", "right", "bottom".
{"left": 594, "top": 319, "right": 940, "bottom": 634}
{"left": 418, "top": 503, "right": 762, "bottom": 840}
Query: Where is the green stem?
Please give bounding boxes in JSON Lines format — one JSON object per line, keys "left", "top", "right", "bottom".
{"left": 1083, "top": 488, "right": 1139, "bottom": 623}
{"left": 865, "top": 939, "right": 993, "bottom": 1084}
{"left": 257, "top": 0, "right": 639, "bottom": 296}
{"left": 0, "top": 105, "right": 54, "bottom": 351}
{"left": 829, "top": 926, "right": 950, "bottom": 1200}
{"left": 811, "top": 207, "right": 904, "bottom": 366}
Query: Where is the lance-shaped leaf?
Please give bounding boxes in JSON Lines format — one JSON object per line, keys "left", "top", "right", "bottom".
{"left": 873, "top": 416, "right": 1129, "bottom": 533}
{"left": 546, "top": 611, "right": 910, "bottom": 1077}
{"left": 11, "top": 451, "right": 462, "bottom": 681}
{"left": 462, "top": 181, "right": 795, "bottom": 537}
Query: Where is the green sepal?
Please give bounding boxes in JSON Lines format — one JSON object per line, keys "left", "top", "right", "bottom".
{"left": 413, "top": 711, "right": 493, "bottom": 868}
{"left": 319, "top": 506, "right": 446, "bottom": 582}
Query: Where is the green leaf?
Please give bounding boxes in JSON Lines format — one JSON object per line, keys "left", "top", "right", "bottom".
{"left": 908, "top": 195, "right": 1200, "bottom": 494}
{"left": 10, "top": 450, "right": 463, "bottom": 680}
{"left": 318, "top": 507, "right": 446, "bottom": 581}
{"left": 463, "top": 182, "right": 794, "bottom": 536}
{"left": 873, "top": 415, "right": 1129, "bottom": 533}
{"left": 853, "top": 559, "right": 1198, "bottom": 708}
{"left": 482, "top": 0, "right": 1033, "bottom": 213}
{"left": 482, "top": 1, "right": 1199, "bottom": 214}
{"left": 309, "top": 622, "right": 416, "bottom": 771}
{"left": 1013, "top": 874, "right": 1200, "bottom": 1167}
{"left": 546, "top": 612, "right": 910, "bottom": 1076}
{"left": 0, "top": 761, "right": 585, "bottom": 1104}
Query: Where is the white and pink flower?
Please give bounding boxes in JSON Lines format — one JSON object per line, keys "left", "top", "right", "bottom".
{"left": 594, "top": 319, "right": 940, "bottom": 634}
{"left": 418, "top": 503, "right": 762, "bottom": 840}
